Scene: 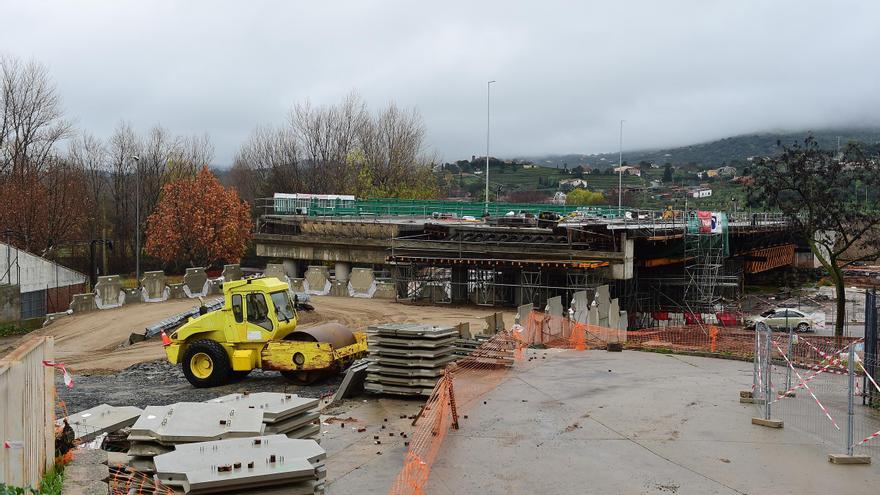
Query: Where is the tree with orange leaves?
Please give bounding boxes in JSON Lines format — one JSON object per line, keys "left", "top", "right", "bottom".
{"left": 145, "top": 167, "right": 252, "bottom": 267}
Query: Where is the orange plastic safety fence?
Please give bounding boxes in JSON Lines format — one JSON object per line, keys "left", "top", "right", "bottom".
{"left": 516, "top": 311, "right": 622, "bottom": 349}
{"left": 389, "top": 313, "right": 623, "bottom": 494}
{"left": 109, "top": 464, "right": 175, "bottom": 495}
{"left": 389, "top": 330, "right": 519, "bottom": 495}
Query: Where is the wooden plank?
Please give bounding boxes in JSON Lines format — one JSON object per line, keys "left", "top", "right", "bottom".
{"left": 0, "top": 336, "right": 53, "bottom": 487}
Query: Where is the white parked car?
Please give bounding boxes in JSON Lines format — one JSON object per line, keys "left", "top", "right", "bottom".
{"left": 745, "top": 308, "right": 816, "bottom": 332}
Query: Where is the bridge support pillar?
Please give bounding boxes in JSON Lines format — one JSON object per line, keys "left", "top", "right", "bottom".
{"left": 335, "top": 262, "right": 351, "bottom": 283}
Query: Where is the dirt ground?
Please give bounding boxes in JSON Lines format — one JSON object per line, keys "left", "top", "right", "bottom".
{"left": 21, "top": 295, "right": 513, "bottom": 374}
{"left": 16, "top": 295, "right": 512, "bottom": 412}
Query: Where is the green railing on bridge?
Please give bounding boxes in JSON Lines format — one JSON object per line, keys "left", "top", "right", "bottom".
{"left": 265, "top": 196, "right": 626, "bottom": 219}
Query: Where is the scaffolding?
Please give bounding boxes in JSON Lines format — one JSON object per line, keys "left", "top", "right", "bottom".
{"left": 683, "top": 212, "right": 740, "bottom": 314}
{"left": 390, "top": 261, "right": 603, "bottom": 309}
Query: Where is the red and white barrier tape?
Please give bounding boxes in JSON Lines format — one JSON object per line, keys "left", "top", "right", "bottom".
{"left": 42, "top": 360, "right": 73, "bottom": 388}
{"left": 776, "top": 340, "right": 863, "bottom": 402}
{"left": 773, "top": 340, "right": 839, "bottom": 430}
{"left": 856, "top": 429, "right": 880, "bottom": 447}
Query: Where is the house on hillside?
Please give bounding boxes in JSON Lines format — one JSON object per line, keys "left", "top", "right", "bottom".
{"left": 690, "top": 188, "right": 713, "bottom": 198}
{"left": 706, "top": 166, "right": 737, "bottom": 178}
{"left": 0, "top": 242, "right": 87, "bottom": 322}
{"left": 613, "top": 165, "right": 641, "bottom": 176}
{"left": 559, "top": 178, "right": 589, "bottom": 190}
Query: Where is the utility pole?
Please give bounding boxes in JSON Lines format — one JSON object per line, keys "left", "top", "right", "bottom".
{"left": 485, "top": 80, "right": 496, "bottom": 214}
{"left": 618, "top": 120, "right": 625, "bottom": 211}
{"left": 133, "top": 155, "right": 141, "bottom": 287}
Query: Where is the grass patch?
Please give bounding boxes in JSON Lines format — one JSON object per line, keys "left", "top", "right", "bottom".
{"left": 0, "top": 466, "right": 63, "bottom": 495}
{"left": 0, "top": 318, "right": 43, "bottom": 338}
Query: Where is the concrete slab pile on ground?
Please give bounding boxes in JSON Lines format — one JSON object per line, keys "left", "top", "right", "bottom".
{"left": 365, "top": 323, "right": 458, "bottom": 396}
{"left": 58, "top": 404, "right": 143, "bottom": 443}
{"left": 153, "top": 435, "right": 326, "bottom": 494}
{"left": 208, "top": 392, "right": 321, "bottom": 440}
{"left": 126, "top": 402, "right": 265, "bottom": 472}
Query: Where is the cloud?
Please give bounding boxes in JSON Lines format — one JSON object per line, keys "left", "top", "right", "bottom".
{"left": 2, "top": 0, "right": 877, "bottom": 165}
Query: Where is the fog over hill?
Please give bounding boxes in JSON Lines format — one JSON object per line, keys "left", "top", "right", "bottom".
{"left": 521, "top": 128, "right": 880, "bottom": 169}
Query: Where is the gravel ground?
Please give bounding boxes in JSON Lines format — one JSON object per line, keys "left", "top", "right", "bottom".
{"left": 56, "top": 360, "right": 342, "bottom": 413}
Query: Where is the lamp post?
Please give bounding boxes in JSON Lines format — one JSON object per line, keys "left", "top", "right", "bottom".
{"left": 133, "top": 155, "right": 141, "bottom": 287}
{"left": 485, "top": 80, "right": 496, "bottom": 214}
{"left": 618, "top": 119, "right": 625, "bottom": 212}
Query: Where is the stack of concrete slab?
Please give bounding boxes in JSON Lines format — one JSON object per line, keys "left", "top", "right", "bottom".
{"left": 126, "top": 402, "right": 265, "bottom": 473}
{"left": 207, "top": 392, "right": 320, "bottom": 440}
{"left": 58, "top": 403, "right": 143, "bottom": 443}
{"left": 453, "top": 336, "right": 515, "bottom": 368}
{"left": 153, "top": 435, "right": 326, "bottom": 494}
{"left": 365, "top": 323, "right": 457, "bottom": 396}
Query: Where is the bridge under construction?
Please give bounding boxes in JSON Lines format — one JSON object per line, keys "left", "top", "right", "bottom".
{"left": 254, "top": 196, "right": 811, "bottom": 328}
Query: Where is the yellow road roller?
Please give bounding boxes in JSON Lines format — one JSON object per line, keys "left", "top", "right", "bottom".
{"left": 163, "top": 277, "right": 367, "bottom": 388}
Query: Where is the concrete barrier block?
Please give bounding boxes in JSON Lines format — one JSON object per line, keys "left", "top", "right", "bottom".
{"left": 348, "top": 268, "right": 377, "bottom": 298}
{"left": 221, "top": 263, "right": 243, "bottom": 281}
{"left": 44, "top": 311, "right": 70, "bottom": 326}
{"left": 182, "top": 267, "right": 209, "bottom": 298}
{"left": 167, "top": 283, "right": 187, "bottom": 299}
{"left": 94, "top": 275, "right": 124, "bottom": 309}
{"left": 304, "top": 266, "right": 331, "bottom": 295}
{"left": 545, "top": 296, "right": 563, "bottom": 317}
{"left": 207, "top": 278, "right": 224, "bottom": 295}
{"left": 140, "top": 271, "right": 168, "bottom": 302}
{"left": 330, "top": 280, "right": 348, "bottom": 297}
{"left": 122, "top": 288, "right": 140, "bottom": 304}
{"left": 264, "top": 263, "right": 290, "bottom": 284}
{"left": 516, "top": 303, "right": 533, "bottom": 326}
{"left": 69, "top": 293, "right": 97, "bottom": 313}
{"left": 373, "top": 282, "right": 397, "bottom": 299}
{"left": 290, "top": 278, "right": 305, "bottom": 292}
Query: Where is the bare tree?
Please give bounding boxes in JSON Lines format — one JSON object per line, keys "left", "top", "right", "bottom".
{"left": 233, "top": 125, "right": 301, "bottom": 201}
{"left": 749, "top": 137, "right": 880, "bottom": 336}
{"left": 236, "top": 92, "right": 435, "bottom": 200}
{"left": 108, "top": 121, "right": 141, "bottom": 266}
{"left": 0, "top": 56, "right": 71, "bottom": 176}
{"left": 169, "top": 133, "right": 214, "bottom": 181}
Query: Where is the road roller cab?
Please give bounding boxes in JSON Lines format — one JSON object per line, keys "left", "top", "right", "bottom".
{"left": 164, "top": 277, "right": 367, "bottom": 388}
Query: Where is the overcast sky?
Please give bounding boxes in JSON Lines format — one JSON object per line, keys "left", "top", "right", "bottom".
{"left": 2, "top": 0, "right": 878, "bottom": 166}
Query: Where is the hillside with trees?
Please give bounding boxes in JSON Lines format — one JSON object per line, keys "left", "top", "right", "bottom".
{"left": 526, "top": 129, "right": 880, "bottom": 169}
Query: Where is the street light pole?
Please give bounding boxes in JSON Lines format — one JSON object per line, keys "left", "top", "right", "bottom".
{"left": 133, "top": 155, "right": 141, "bottom": 287}
{"left": 618, "top": 119, "right": 625, "bottom": 212}
{"left": 485, "top": 80, "right": 496, "bottom": 214}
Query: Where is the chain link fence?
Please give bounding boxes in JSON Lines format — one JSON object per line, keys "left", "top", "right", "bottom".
{"left": 750, "top": 290, "right": 880, "bottom": 460}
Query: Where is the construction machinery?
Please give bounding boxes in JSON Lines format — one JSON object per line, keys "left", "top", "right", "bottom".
{"left": 163, "top": 277, "right": 367, "bottom": 388}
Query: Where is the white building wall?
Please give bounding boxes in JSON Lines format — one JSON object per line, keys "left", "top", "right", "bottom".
{"left": 0, "top": 243, "right": 87, "bottom": 293}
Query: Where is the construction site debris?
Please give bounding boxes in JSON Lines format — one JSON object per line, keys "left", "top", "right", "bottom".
{"left": 152, "top": 434, "right": 325, "bottom": 494}
{"left": 126, "top": 402, "right": 265, "bottom": 473}
{"left": 58, "top": 404, "right": 143, "bottom": 443}
{"left": 207, "top": 392, "right": 321, "bottom": 440}
{"left": 365, "top": 323, "right": 457, "bottom": 396}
